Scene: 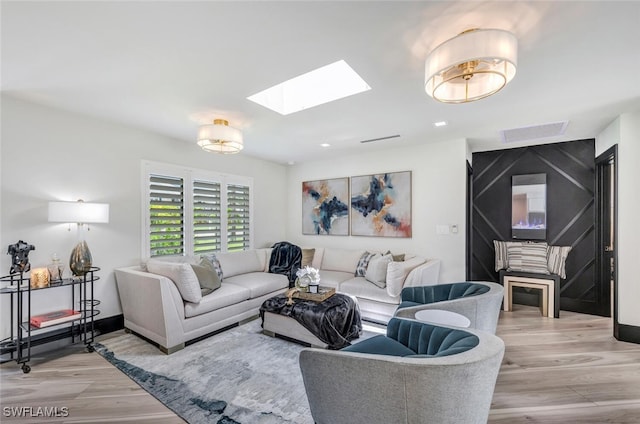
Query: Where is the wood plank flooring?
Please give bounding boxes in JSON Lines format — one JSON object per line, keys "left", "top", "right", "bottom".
{"left": 1, "top": 305, "right": 639, "bottom": 423}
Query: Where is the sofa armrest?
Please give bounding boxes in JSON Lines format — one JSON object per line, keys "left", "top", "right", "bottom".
{"left": 114, "top": 266, "right": 186, "bottom": 350}
{"left": 403, "top": 259, "right": 441, "bottom": 288}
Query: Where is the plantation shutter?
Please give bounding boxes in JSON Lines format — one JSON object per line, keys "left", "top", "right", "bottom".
{"left": 193, "top": 180, "right": 221, "bottom": 254}
{"left": 227, "top": 184, "right": 250, "bottom": 251}
{"left": 149, "top": 174, "right": 184, "bottom": 257}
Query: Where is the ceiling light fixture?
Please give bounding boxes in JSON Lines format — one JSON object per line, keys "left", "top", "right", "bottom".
{"left": 433, "top": 121, "right": 448, "bottom": 127}
{"left": 197, "top": 119, "right": 243, "bottom": 154}
{"left": 320, "top": 143, "right": 331, "bottom": 148}
{"left": 425, "top": 28, "right": 517, "bottom": 103}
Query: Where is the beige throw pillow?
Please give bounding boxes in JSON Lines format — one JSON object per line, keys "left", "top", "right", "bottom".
{"left": 365, "top": 254, "right": 393, "bottom": 288}
{"left": 301, "top": 248, "right": 316, "bottom": 267}
{"left": 147, "top": 260, "right": 202, "bottom": 303}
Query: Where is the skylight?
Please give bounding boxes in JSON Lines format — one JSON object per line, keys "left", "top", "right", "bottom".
{"left": 247, "top": 60, "right": 371, "bottom": 115}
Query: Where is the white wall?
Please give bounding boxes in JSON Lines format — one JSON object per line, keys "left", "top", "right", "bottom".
{"left": 596, "top": 112, "right": 640, "bottom": 327}
{"left": 0, "top": 95, "right": 288, "bottom": 338}
{"left": 285, "top": 139, "right": 468, "bottom": 284}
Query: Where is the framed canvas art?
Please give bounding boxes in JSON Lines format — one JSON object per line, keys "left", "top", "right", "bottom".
{"left": 302, "top": 178, "right": 349, "bottom": 235}
{"left": 350, "top": 171, "right": 411, "bottom": 237}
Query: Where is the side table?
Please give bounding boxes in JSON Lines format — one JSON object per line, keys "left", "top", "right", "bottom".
{"left": 414, "top": 309, "right": 471, "bottom": 328}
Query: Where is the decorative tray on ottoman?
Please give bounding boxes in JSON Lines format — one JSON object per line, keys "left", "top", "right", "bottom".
{"left": 293, "top": 286, "right": 336, "bottom": 302}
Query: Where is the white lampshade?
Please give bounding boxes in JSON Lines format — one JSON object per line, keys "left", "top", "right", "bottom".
{"left": 48, "top": 200, "right": 110, "bottom": 224}
{"left": 425, "top": 29, "right": 517, "bottom": 103}
{"left": 197, "top": 119, "right": 244, "bottom": 154}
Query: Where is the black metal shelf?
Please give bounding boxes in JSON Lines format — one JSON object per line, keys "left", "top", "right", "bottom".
{"left": 0, "top": 267, "right": 100, "bottom": 373}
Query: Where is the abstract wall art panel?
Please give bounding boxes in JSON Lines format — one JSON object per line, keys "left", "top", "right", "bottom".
{"left": 350, "top": 171, "right": 412, "bottom": 237}
{"left": 302, "top": 178, "right": 349, "bottom": 235}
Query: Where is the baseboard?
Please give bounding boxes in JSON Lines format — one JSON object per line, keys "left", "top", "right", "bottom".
{"left": 95, "top": 314, "right": 125, "bottom": 335}
{"left": 616, "top": 323, "right": 640, "bottom": 344}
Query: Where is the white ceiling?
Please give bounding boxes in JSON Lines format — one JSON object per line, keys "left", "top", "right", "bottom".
{"left": 2, "top": 1, "right": 639, "bottom": 164}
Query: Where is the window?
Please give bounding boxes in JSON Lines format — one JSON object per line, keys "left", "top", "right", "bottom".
{"left": 142, "top": 161, "right": 253, "bottom": 258}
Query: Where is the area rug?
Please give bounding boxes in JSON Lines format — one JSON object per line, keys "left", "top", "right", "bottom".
{"left": 95, "top": 319, "right": 378, "bottom": 424}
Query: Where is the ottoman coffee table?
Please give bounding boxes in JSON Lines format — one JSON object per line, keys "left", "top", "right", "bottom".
{"left": 260, "top": 290, "right": 361, "bottom": 349}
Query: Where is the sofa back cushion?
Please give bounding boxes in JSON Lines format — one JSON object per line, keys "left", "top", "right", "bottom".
{"left": 321, "top": 248, "right": 366, "bottom": 273}
{"left": 400, "top": 282, "right": 490, "bottom": 306}
{"left": 215, "top": 250, "right": 263, "bottom": 278}
{"left": 386, "top": 318, "right": 479, "bottom": 357}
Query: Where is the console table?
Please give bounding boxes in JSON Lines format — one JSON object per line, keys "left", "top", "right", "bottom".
{"left": 500, "top": 270, "right": 560, "bottom": 318}
{"left": 0, "top": 267, "right": 100, "bottom": 373}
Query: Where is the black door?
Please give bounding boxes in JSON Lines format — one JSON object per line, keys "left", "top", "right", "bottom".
{"left": 595, "top": 146, "right": 617, "bottom": 320}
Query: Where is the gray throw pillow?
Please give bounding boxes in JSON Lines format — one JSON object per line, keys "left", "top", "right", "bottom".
{"left": 201, "top": 253, "right": 223, "bottom": 281}
{"left": 355, "top": 252, "right": 378, "bottom": 277}
{"left": 192, "top": 257, "right": 222, "bottom": 296}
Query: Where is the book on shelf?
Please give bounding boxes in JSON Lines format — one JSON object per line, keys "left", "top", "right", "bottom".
{"left": 30, "top": 309, "right": 82, "bottom": 328}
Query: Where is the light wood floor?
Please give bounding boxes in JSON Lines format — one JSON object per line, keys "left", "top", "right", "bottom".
{"left": 1, "top": 305, "right": 639, "bottom": 423}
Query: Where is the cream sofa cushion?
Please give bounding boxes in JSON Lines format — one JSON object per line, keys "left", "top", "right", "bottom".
{"left": 147, "top": 259, "right": 202, "bottom": 303}
{"left": 255, "top": 248, "right": 273, "bottom": 272}
{"left": 321, "top": 248, "right": 366, "bottom": 273}
{"left": 317, "top": 270, "right": 354, "bottom": 289}
{"left": 184, "top": 283, "right": 251, "bottom": 318}
{"left": 216, "top": 250, "right": 263, "bottom": 278}
{"left": 339, "top": 277, "right": 401, "bottom": 305}
{"left": 223, "top": 272, "right": 288, "bottom": 298}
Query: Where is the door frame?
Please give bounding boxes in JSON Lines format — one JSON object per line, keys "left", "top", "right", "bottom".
{"left": 595, "top": 145, "right": 618, "bottom": 331}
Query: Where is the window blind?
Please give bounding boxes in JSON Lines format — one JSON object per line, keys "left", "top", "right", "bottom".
{"left": 226, "top": 184, "right": 250, "bottom": 252}
{"left": 149, "top": 174, "right": 184, "bottom": 257}
{"left": 193, "top": 180, "right": 222, "bottom": 254}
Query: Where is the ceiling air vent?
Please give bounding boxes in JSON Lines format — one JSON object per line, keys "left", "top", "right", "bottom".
{"left": 501, "top": 121, "right": 569, "bottom": 143}
{"left": 359, "top": 134, "right": 400, "bottom": 144}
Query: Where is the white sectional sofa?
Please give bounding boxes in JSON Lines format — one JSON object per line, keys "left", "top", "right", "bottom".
{"left": 115, "top": 249, "right": 288, "bottom": 353}
{"left": 305, "top": 247, "right": 440, "bottom": 323}
{"left": 114, "top": 246, "right": 440, "bottom": 353}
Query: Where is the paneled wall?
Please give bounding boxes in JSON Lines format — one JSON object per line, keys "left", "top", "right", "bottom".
{"left": 471, "top": 139, "right": 608, "bottom": 316}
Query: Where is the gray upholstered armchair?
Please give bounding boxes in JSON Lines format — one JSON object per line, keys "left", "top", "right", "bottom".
{"left": 394, "top": 282, "right": 504, "bottom": 333}
{"left": 299, "top": 318, "right": 505, "bottom": 424}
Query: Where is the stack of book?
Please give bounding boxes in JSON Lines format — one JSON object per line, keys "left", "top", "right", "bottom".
{"left": 30, "top": 309, "right": 81, "bottom": 328}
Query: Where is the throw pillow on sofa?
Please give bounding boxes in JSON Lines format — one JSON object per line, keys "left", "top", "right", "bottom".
{"left": 201, "top": 253, "right": 224, "bottom": 281}
{"left": 384, "top": 250, "right": 405, "bottom": 262}
{"left": 191, "top": 257, "right": 222, "bottom": 296}
{"left": 355, "top": 252, "right": 378, "bottom": 277}
{"left": 147, "top": 260, "right": 202, "bottom": 303}
{"left": 385, "top": 261, "right": 405, "bottom": 297}
{"left": 365, "top": 254, "right": 393, "bottom": 288}
{"left": 301, "top": 248, "right": 315, "bottom": 267}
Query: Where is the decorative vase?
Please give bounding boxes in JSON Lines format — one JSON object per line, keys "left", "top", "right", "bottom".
{"left": 296, "top": 275, "right": 311, "bottom": 292}
{"left": 70, "top": 240, "right": 92, "bottom": 276}
{"left": 47, "top": 253, "right": 65, "bottom": 281}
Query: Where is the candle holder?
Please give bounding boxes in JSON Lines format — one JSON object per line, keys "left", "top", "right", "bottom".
{"left": 30, "top": 268, "right": 50, "bottom": 289}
